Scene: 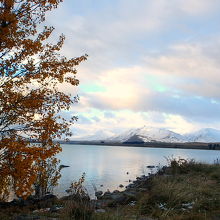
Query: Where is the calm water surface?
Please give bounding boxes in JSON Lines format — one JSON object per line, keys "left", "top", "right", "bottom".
{"left": 55, "top": 144, "right": 220, "bottom": 198}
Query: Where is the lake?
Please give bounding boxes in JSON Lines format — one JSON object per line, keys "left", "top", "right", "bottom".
{"left": 55, "top": 144, "right": 220, "bottom": 198}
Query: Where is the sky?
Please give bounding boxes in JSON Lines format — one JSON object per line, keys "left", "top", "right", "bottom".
{"left": 46, "top": 0, "right": 220, "bottom": 138}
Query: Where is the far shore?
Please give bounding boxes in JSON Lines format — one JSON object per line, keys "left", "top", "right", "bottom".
{"left": 57, "top": 140, "right": 220, "bottom": 151}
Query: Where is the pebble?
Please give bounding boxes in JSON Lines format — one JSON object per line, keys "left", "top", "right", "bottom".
{"left": 95, "top": 208, "right": 106, "bottom": 213}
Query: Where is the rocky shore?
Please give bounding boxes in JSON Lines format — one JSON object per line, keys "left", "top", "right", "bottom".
{"left": 93, "top": 174, "right": 151, "bottom": 208}
{"left": 0, "top": 171, "right": 155, "bottom": 219}
{"left": 1, "top": 159, "right": 220, "bottom": 220}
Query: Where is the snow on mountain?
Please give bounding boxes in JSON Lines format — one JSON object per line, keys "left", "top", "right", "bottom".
{"left": 108, "top": 126, "right": 187, "bottom": 143}
{"left": 108, "top": 126, "right": 220, "bottom": 143}
{"left": 185, "top": 128, "right": 220, "bottom": 143}
{"left": 73, "top": 126, "right": 220, "bottom": 143}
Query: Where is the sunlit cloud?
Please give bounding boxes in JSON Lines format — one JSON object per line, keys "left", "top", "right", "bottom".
{"left": 43, "top": 0, "right": 220, "bottom": 137}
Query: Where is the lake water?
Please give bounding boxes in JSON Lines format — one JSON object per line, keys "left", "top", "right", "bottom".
{"left": 55, "top": 144, "right": 220, "bottom": 198}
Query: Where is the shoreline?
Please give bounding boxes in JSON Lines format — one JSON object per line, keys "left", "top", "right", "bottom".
{"left": 59, "top": 141, "right": 220, "bottom": 151}
{"left": 2, "top": 159, "right": 220, "bottom": 219}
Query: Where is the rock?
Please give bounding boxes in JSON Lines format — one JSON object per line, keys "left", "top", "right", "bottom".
{"left": 146, "top": 165, "right": 155, "bottom": 169}
{"left": 65, "top": 189, "right": 71, "bottom": 194}
{"left": 136, "top": 175, "right": 148, "bottom": 181}
{"left": 100, "top": 190, "right": 131, "bottom": 205}
{"left": 37, "top": 194, "right": 58, "bottom": 209}
{"left": 59, "top": 164, "right": 70, "bottom": 170}
{"left": 95, "top": 191, "right": 103, "bottom": 198}
{"left": 32, "top": 208, "right": 50, "bottom": 213}
{"left": 129, "top": 201, "right": 136, "bottom": 206}
{"left": 95, "top": 172, "right": 153, "bottom": 208}
{"left": 110, "top": 193, "right": 127, "bottom": 204}
{"left": 50, "top": 205, "right": 63, "bottom": 212}
{"left": 102, "top": 191, "right": 112, "bottom": 200}
{"left": 95, "top": 208, "right": 106, "bottom": 213}
{"left": 126, "top": 183, "right": 135, "bottom": 189}
{"left": 41, "top": 194, "right": 57, "bottom": 201}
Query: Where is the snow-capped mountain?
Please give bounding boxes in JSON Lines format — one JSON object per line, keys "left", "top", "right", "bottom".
{"left": 73, "top": 126, "right": 220, "bottom": 143}
{"left": 185, "top": 128, "right": 220, "bottom": 143}
{"left": 108, "top": 126, "right": 187, "bottom": 143}
{"left": 107, "top": 126, "right": 220, "bottom": 143}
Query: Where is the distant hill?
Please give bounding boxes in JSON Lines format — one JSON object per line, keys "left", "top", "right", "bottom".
{"left": 108, "top": 126, "right": 186, "bottom": 143}
{"left": 73, "top": 126, "right": 220, "bottom": 143}
{"left": 185, "top": 128, "right": 220, "bottom": 143}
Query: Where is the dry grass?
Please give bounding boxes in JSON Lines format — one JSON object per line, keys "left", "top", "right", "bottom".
{"left": 137, "top": 158, "right": 220, "bottom": 220}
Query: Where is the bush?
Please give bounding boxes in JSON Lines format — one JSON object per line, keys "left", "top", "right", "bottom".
{"left": 61, "top": 173, "right": 93, "bottom": 219}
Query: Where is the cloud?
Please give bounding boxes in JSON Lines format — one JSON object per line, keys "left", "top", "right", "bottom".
{"left": 85, "top": 89, "right": 220, "bottom": 122}
{"left": 144, "top": 38, "right": 220, "bottom": 99}
{"left": 42, "top": 0, "right": 220, "bottom": 137}
{"left": 71, "top": 108, "right": 200, "bottom": 137}
{"left": 104, "top": 111, "right": 115, "bottom": 119}
{"left": 46, "top": 0, "right": 220, "bottom": 76}
{"left": 177, "top": 0, "right": 220, "bottom": 15}
{"left": 74, "top": 36, "right": 220, "bottom": 122}
{"left": 77, "top": 115, "right": 93, "bottom": 125}
{"left": 164, "top": 114, "right": 197, "bottom": 134}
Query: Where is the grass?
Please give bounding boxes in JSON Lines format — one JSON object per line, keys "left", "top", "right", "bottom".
{"left": 137, "top": 158, "right": 220, "bottom": 220}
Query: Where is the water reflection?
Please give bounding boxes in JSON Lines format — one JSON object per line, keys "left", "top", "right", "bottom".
{"left": 55, "top": 144, "right": 220, "bottom": 198}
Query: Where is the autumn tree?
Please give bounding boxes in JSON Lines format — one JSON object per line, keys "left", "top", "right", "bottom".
{"left": 0, "top": 0, "right": 87, "bottom": 200}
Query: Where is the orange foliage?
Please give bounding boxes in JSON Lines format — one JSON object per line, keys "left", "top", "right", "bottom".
{"left": 34, "top": 157, "right": 61, "bottom": 198}
{"left": 0, "top": 0, "right": 87, "bottom": 200}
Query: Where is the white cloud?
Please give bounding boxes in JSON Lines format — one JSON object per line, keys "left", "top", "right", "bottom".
{"left": 74, "top": 37, "right": 220, "bottom": 125}
{"left": 164, "top": 115, "right": 197, "bottom": 134}
{"left": 144, "top": 39, "right": 220, "bottom": 98}
{"left": 177, "top": 0, "right": 220, "bottom": 15}
{"left": 43, "top": 0, "right": 220, "bottom": 135}
{"left": 71, "top": 109, "right": 200, "bottom": 137}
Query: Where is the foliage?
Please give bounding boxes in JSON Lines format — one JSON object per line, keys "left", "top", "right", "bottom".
{"left": 165, "top": 156, "right": 197, "bottom": 174}
{"left": 66, "top": 173, "right": 90, "bottom": 201}
{"left": 34, "top": 156, "right": 61, "bottom": 198}
{"left": 61, "top": 173, "right": 93, "bottom": 220}
{"left": 0, "top": 0, "right": 87, "bottom": 200}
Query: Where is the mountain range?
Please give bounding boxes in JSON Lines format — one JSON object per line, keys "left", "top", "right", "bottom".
{"left": 75, "top": 126, "right": 220, "bottom": 143}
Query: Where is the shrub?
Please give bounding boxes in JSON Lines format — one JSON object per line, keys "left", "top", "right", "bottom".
{"left": 61, "top": 173, "right": 93, "bottom": 219}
